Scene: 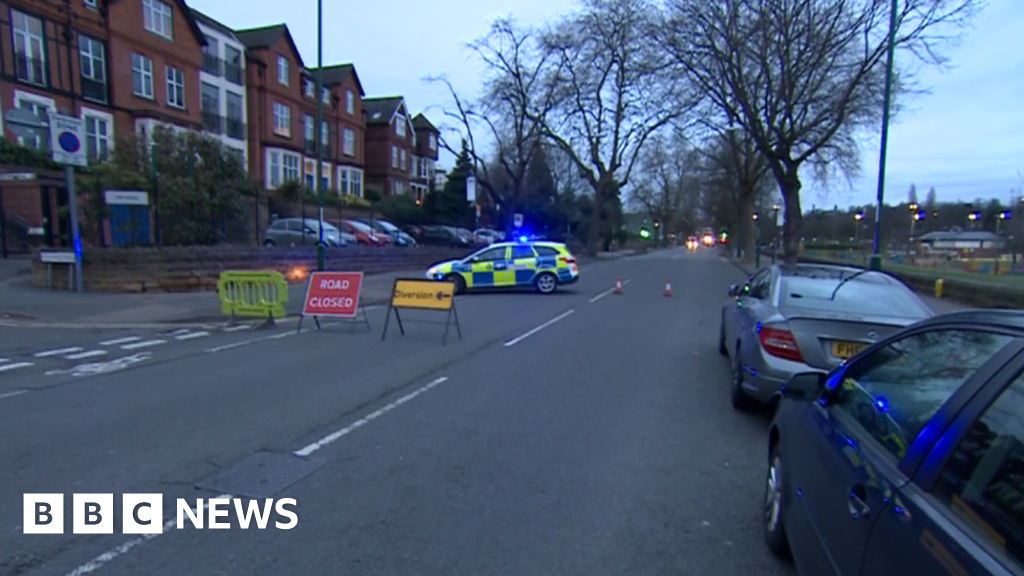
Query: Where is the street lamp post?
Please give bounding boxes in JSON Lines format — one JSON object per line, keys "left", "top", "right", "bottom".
{"left": 315, "top": 0, "right": 325, "bottom": 271}
{"left": 870, "top": 0, "right": 899, "bottom": 271}
{"left": 909, "top": 202, "right": 919, "bottom": 243}
{"left": 854, "top": 211, "right": 864, "bottom": 251}
{"left": 752, "top": 212, "right": 761, "bottom": 268}
{"left": 771, "top": 204, "right": 780, "bottom": 263}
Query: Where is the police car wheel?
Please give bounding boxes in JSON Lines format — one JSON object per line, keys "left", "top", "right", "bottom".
{"left": 535, "top": 272, "right": 558, "bottom": 294}
{"left": 446, "top": 274, "right": 466, "bottom": 294}
{"left": 764, "top": 444, "right": 791, "bottom": 558}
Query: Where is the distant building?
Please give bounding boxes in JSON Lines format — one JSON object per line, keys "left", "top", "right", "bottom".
{"left": 433, "top": 166, "right": 448, "bottom": 192}
{"left": 918, "top": 231, "right": 1006, "bottom": 251}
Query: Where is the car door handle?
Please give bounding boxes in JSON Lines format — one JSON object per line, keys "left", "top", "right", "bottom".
{"left": 848, "top": 485, "right": 871, "bottom": 519}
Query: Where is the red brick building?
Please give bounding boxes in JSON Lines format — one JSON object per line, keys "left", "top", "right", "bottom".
{"left": 236, "top": 24, "right": 366, "bottom": 197}
{"left": 411, "top": 113, "right": 440, "bottom": 200}
{"left": 363, "top": 96, "right": 440, "bottom": 202}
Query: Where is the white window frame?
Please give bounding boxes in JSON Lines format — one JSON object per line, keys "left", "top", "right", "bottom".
{"left": 82, "top": 108, "right": 113, "bottom": 162}
{"left": 304, "top": 79, "right": 314, "bottom": 98}
{"left": 281, "top": 152, "right": 301, "bottom": 182}
{"left": 400, "top": 149, "right": 406, "bottom": 172}
{"left": 429, "top": 133, "right": 437, "bottom": 151}
{"left": 343, "top": 128, "right": 355, "bottom": 156}
{"left": 350, "top": 168, "right": 362, "bottom": 198}
{"left": 78, "top": 34, "right": 106, "bottom": 84}
{"left": 321, "top": 120, "right": 329, "bottom": 149}
{"left": 338, "top": 167, "right": 349, "bottom": 194}
{"left": 273, "top": 102, "right": 290, "bottom": 137}
{"left": 304, "top": 114, "right": 314, "bottom": 141}
{"left": 131, "top": 53, "right": 154, "bottom": 99}
{"left": 321, "top": 87, "right": 330, "bottom": 105}
{"left": 395, "top": 115, "right": 406, "bottom": 137}
{"left": 346, "top": 90, "right": 354, "bottom": 114}
{"left": 391, "top": 146, "right": 398, "bottom": 169}
{"left": 12, "top": 10, "right": 46, "bottom": 86}
{"left": 165, "top": 65, "right": 185, "bottom": 109}
{"left": 267, "top": 149, "right": 281, "bottom": 188}
{"left": 13, "top": 90, "right": 55, "bottom": 149}
{"left": 142, "top": 0, "right": 173, "bottom": 40}
{"left": 277, "top": 55, "right": 289, "bottom": 85}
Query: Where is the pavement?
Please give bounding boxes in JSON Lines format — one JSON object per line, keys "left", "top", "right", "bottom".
{"left": 0, "top": 248, "right": 802, "bottom": 576}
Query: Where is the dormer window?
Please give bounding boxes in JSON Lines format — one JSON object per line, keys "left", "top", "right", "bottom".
{"left": 304, "top": 79, "right": 314, "bottom": 97}
{"left": 395, "top": 115, "right": 406, "bottom": 137}
{"left": 429, "top": 133, "right": 437, "bottom": 151}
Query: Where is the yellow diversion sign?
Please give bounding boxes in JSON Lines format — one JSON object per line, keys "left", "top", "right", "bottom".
{"left": 382, "top": 278, "right": 462, "bottom": 345}
{"left": 390, "top": 279, "right": 455, "bottom": 311}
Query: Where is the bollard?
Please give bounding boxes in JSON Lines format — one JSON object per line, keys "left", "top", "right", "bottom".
{"left": 935, "top": 278, "right": 944, "bottom": 299}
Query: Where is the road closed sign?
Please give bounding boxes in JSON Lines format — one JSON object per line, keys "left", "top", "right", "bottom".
{"left": 302, "top": 272, "right": 363, "bottom": 318}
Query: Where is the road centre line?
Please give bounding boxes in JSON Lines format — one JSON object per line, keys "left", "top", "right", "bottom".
{"left": 294, "top": 376, "right": 449, "bottom": 457}
{"left": 121, "top": 339, "right": 166, "bottom": 350}
{"left": 588, "top": 278, "right": 632, "bottom": 303}
{"left": 100, "top": 336, "right": 141, "bottom": 346}
{"left": 35, "top": 347, "right": 83, "bottom": 357}
{"left": 64, "top": 494, "right": 232, "bottom": 576}
{"left": 224, "top": 325, "right": 252, "bottom": 332}
{"left": 503, "top": 309, "right": 576, "bottom": 347}
{"left": 0, "top": 361, "right": 34, "bottom": 372}
{"left": 0, "top": 390, "right": 27, "bottom": 399}
{"left": 175, "top": 331, "right": 210, "bottom": 340}
{"left": 66, "top": 350, "right": 108, "bottom": 360}
{"left": 204, "top": 330, "right": 297, "bottom": 353}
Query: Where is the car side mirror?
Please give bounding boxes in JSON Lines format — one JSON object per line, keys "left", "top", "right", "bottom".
{"left": 781, "top": 371, "right": 826, "bottom": 401}
{"left": 727, "top": 284, "right": 740, "bottom": 296}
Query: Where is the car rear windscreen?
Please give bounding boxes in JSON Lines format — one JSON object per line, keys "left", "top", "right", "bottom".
{"left": 781, "top": 277, "right": 932, "bottom": 318}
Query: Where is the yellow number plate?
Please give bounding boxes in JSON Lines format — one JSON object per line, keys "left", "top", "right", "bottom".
{"left": 832, "top": 341, "right": 869, "bottom": 360}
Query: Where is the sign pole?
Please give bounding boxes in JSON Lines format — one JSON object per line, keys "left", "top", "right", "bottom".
{"left": 65, "top": 165, "right": 83, "bottom": 292}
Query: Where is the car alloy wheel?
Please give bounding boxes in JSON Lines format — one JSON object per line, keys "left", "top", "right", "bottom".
{"left": 763, "top": 446, "right": 791, "bottom": 557}
{"left": 536, "top": 273, "right": 558, "bottom": 294}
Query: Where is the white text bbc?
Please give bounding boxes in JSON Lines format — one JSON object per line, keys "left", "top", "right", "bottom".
{"left": 23, "top": 494, "right": 298, "bottom": 534}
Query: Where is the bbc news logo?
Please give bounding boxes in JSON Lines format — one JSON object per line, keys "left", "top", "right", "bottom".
{"left": 23, "top": 494, "right": 298, "bottom": 534}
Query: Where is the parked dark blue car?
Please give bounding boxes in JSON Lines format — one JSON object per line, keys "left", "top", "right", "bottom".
{"left": 765, "top": 309, "right": 1024, "bottom": 576}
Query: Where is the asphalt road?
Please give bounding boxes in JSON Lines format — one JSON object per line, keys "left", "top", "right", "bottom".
{"left": 0, "top": 249, "right": 961, "bottom": 576}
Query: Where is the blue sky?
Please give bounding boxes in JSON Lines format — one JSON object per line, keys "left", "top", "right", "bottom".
{"left": 191, "top": 0, "right": 1023, "bottom": 209}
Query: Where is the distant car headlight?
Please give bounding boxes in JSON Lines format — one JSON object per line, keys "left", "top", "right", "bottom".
{"left": 428, "top": 266, "right": 439, "bottom": 275}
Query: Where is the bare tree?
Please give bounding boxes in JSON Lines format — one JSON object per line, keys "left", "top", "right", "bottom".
{"left": 908, "top": 183, "right": 918, "bottom": 205}
{"left": 629, "top": 130, "right": 702, "bottom": 237}
{"left": 426, "top": 17, "right": 559, "bottom": 221}
{"left": 529, "top": 0, "right": 701, "bottom": 255}
{"left": 657, "top": 0, "right": 980, "bottom": 263}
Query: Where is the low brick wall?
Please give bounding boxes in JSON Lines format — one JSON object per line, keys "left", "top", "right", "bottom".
{"left": 33, "top": 246, "right": 470, "bottom": 293}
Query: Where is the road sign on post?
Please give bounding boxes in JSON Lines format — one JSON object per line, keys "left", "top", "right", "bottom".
{"left": 50, "top": 114, "right": 88, "bottom": 167}
{"left": 382, "top": 278, "right": 461, "bottom": 345}
{"left": 514, "top": 213, "right": 523, "bottom": 228}
{"left": 298, "top": 271, "right": 370, "bottom": 333}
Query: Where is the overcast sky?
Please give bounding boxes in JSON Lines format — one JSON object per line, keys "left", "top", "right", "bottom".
{"left": 191, "top": 0, "right": 1023, "bottom": 210}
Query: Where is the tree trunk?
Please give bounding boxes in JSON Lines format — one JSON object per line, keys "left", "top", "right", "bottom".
{"left": 781, "top": 170, "right": 803, "bottom": 265}
{"left": 585, "top": 178, "right": 608, "bottom": 257}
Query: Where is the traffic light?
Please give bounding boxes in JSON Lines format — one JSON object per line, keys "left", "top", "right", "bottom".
{"left": 639, "top": 228, "right": 651, "bottom": 239}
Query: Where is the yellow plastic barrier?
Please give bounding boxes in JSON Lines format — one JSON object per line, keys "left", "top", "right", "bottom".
{"left": 217, "top": 271, "right": 289, "bottom": 319}
{"left": 935, "top": 278, "right": 944, "bottom": 299}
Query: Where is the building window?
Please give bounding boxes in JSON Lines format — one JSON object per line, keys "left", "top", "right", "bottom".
{"left": 14, "top": 91, "right": 53, "bottom": 149}
{"left": 166, "top": 66, "right": 185, "bottom": 109}
{"left": 400, "top": 149, "right": 406, "bottom": 172}
{"left": 343, "top": 129, "right": 355, "bottom": 156}
{"left": 346, "top": 90, "right": 354, "bottom": 114}
{"left": 282, "top": 153, "right": 300, "bottom": 181}
{"left": 224, "top": 45, "right": 243, "bottom": 85}
{"left": 78, "top": 34, "right": 107, "bottom": 103}
{"left": 201, "top": 35, "right": 220, "bottom": 76}
{"left": 273, "top": 103, "right": 290, "bottom": 137}
{"left": 225, "top": 91, "right": 244, "bottom": 140}
{"left": 131, "top": 53, "right": 154, "bottom": 99}
{"left": 84, "top": 0, "right": 98, "bottom": 8}
{"left": 84, "top": 111, "right": 111, "bottom": 162}
{"left": 321, "top": 121, "right": 329, "bottom": 150}
{"left": 395, "top": 116, "right": 406, "bottom": 137}
{"left": 12, "top": 10, "right": 46, "bottom": 86}
{"left": 304, "top": 79, "right": 314, "bottom": 98}
{"left": 339, "top": 169, "right": 349, "bottom": 195}
{"left": 268, "top": 150, "right": 281, "bottom": 188}
{"left": 304, "top": 114, "right": 314, "bottom": 142}
{"left": 429, "top": 133, "right": 437, "bottom": 151}
{"left": 322, "top": 87, "right": 330, "bottom": 105}
{"left": 391, "top": 146, "right": 398, "bottom": 169}
{"left": 277, "top": 55, "right": 289, "bottom": 85}
{"left": 142, "top": 0, "right": 173, "bottom": 40}
{"left": 351, "top": 169, "right": 362, "bottom": 197}
{"left": 200, "top": 82, "right": 220, "bottom": 133}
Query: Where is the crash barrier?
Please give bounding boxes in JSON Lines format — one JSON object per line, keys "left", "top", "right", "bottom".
{"left": 217, "top": 271, "right": 289, "bottom": 321}
{"left": 382, "top": 278, "right": 462, "bottom": 345}
{"left": 298, "top": 271, "right": 370, "bottom": 333}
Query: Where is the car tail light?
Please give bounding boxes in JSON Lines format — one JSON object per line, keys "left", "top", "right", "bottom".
{"left": 758, "top": 324, "right": 804, "bottom": 362}
{"left": 559, "top": 256, "right": 576, "bottom": 265}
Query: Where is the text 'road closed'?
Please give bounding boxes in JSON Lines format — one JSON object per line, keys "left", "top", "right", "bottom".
{"left": 301, "top": 271, "right": 363, "bottom": 318}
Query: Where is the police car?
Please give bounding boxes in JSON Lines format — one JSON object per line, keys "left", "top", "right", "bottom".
{"left": 426, "top": 241, "right": 579, "bottom": 294}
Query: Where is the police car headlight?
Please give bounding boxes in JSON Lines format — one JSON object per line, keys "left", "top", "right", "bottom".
{"left": 428, "top": 266, "right": 439, "bottom": 276}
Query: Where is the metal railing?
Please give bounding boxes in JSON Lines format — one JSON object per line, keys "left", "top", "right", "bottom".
{"left": 201, "top": 109, "right": 222, "bottom": 133}
{"left": 202, "top": 52, "right": 221, "bottom": 76}
{"left": 224, "top": 63, "right": 244, "bottom": 85}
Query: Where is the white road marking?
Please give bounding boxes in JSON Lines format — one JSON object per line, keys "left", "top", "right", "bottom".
{"left": 294, "top": 376, "right": 449, "bottom": 457}
{"left": 588, "top": 278, "right": 632, "bottom": 303}
{"left": 224, "top": 325, "right": 252, "bottom": 332}
{"left": 0, "top": 390, "right": 28, "bottom": 399}
{"left": 65, "top": 350, "right": 108, "bottom": 360}
{"left": 121, "top": 339, "right": 166, "bottom": 350}
{"left": 100, "top": 336, "right": 141, "bottom": 346}
{"left": 34, "top": 347, "right": 83, "bottom": 357}
{"left": 503, "top": 309, "right": 576, "bottom": 347}
{"left": 175, "top": 331, "right": 209, "bottom": 340}
{"left": 0, "top": 362, "right": 34, "bottom": 373}
{"left": 45, "top": 353, "right": 153, "bottom": 377}
{"left": 204, "top": 330, "right": 298, "bottom": 353}
{"left": 64, "top": 494, "right": 232, "bottom": 576}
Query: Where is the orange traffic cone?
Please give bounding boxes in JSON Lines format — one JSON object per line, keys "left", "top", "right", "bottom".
{"left": 664, "top": 279, "right": 673, "bottom": 297}
{"left": 615, "top": 277, "right": 624, "bottom": 294}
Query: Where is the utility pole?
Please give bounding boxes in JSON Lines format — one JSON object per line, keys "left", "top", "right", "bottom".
{"left": 315, "top": 0, "right": 326, "bottom": 271}
{"left": 870, "top": 0, "right": 898, "bottom": 271}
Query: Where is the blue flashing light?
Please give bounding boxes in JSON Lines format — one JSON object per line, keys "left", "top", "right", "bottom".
{"left": 519, "top": 235, "right": 529, "bottom": 243}
{"left": 755, "top": 321, "right": 763, "bottom": 333}
{"left": 875, "top": 396, "right": 890, "bottom": 413}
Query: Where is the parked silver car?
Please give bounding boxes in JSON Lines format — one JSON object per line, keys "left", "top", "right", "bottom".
{"left": 718, "top": 262, "right": 935, "bottom": 410}
{"left": 263, "top": 218, "right": 353, "bottom": 247}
